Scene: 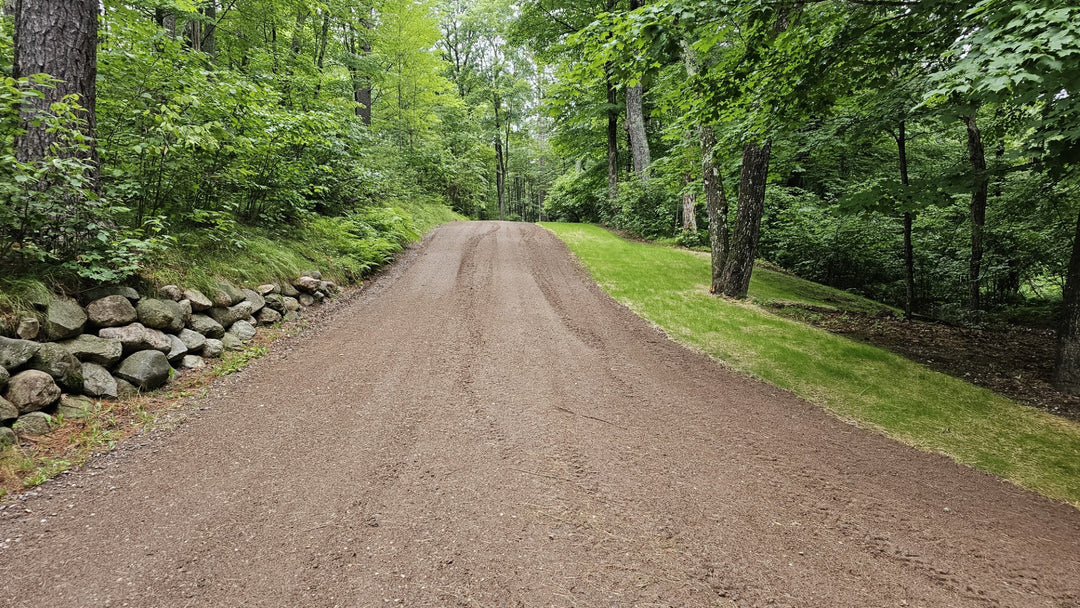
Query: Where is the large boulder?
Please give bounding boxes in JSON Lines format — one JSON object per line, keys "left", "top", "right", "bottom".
{"left": 86, "top": 295, "right": 138, "bottom": 328}
{"left": 136, "top": 298, "right": 185, "bottom": 333}
{"left": 298, "top": 293, "right": 316, "bottom": 308}
{"left": 114, "top": 377, "right": 138, "bottom": 398}
{"left": 16, "top": 316, "right": 40, "bottom": 340}
{"left": 242, "top": 289, "right": 266, "bottom": 314}
{"left": 255, "top": 307, "right": 282, "bottom": 326}
{"left": 177, "top": 299, "right": 193, "bottom": 325}
{"left": 207, "top": 301, "right": 255, "bottom": 329}
{"left": 57, "top": 394, "right": 95, "bottom": 419}
{"left": 0, "top": 336, "right": 41, "bottom": 370}
{"left": 212, "top": 281, "right": 246, "bottom": 307}
{"left": 99, "top": 323, "right": 172, "bottom": 354}
{"left": 177, "top": 328, "right": 206, "bottom": 352}
{"left": 114, "top": 350, "right": 172, "bottom": 391}
{"left": 221, "top": 333, "right": 243, "bottom": 352}
{"left": 81, "top": 363, "right": 118, "bottom": 399}
{"left": 280, "top": 282, "right": 300, "bottom": 297}
{"left": 179, "top": 355, "right": 206, "bottom": 370}
{"left": 228, "top": 319, "right": 257, "bottom": 342}
{"left": 27, "top": 343, "right": 83, "bottom": 392}
{"left": 0, "top": 365, "right": 7, "bottom": 393}
{"left": 293, "top": 275, "right": 321, "bottom": 294}
{"left": 45, "top": 298, "right": 88, "bottom": 340}
{"left": 256, "top": 283, "right": 279, "bottom": 296}
{"left": 187, "top": 314, "right": 225, "bottom": 339}
{"left": 183, "top": 288, "right": 213, "bottom": 312}
{"left": 160, "top": 284, "right": 184, "bottom": 301}
{"left": 282, "top": 297, "right": 301, "bottom": 313}
{"left": 4, "top": 370, "right": 61, "bottom": 413}
{"left": 166, "top": 334, "right": 188, "bottom": 363}
{"left": 81, "top": 285, "right": 139, "bottom": 304}
{"left": 201, "top": 339, "right": 224, "bottom": 358}
{"left": 13, "top": 411, "right": 53, "bottom": 436}
{"left": 0, "top": 426, "right": 15, "bottom": 450}
{"left": 60, "top": 334, "right": 123, "bottom": 367}
{"left": 264, "top": 293, "right": 285, "bottom": 313}
{"left": 0, "top": 396, "right": 18, "bottom": 422}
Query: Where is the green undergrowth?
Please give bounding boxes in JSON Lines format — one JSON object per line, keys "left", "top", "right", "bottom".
{"left": 542, "top": 222, "right": 1080, "bottom": 506}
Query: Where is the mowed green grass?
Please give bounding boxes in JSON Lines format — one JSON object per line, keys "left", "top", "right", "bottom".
{"left": 541, "top": 222, "right": 1080, "bottom": 506}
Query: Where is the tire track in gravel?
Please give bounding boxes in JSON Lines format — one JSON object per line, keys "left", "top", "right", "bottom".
{"left": 1, "top": 221, "right": 1078, "bottom": 607}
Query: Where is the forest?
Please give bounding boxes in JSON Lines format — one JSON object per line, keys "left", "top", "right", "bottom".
{"left": 1, "top": 1, "right": 1079, "bottom": 387}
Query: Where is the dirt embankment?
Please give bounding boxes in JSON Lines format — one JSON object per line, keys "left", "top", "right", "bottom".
{"left": 1, "top": 221, "right": 1078, "bottom": 607}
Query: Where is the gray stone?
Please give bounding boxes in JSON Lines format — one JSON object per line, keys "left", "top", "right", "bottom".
{"left": 255, "top": 307, "right": 282, "bottom": 325}
{"left": 187, "top": 314, "right": 225, "bottom": 339}
{"left": 58, "top": 394, "right": 95, "bottom": 419}
{"left": 114, "top": 377, "right": 138, "bottom": 398}
{"left": 208, "top": 301, "right": 255, "bottom": 329}
{"left": 99, "top": 323, "right": 172, "bottom": 354}
{"left": 60, "top": 334, "right": 123, "bottom": 367}
{"left": 213, "top": 281, "right": 246, "bottom": 307}
{"left": 16, "top": 316, "right": 40, "bottom": 340}
{"left": 13, "top": 411, "right": 52, "bottom": 436}
{"left": 183, "top": 288, "right": 213, "bottom": 312}
{"left": 177, "top": 299, "right": 193, "bottom": 325}
{"left": 294, "top": 275, "right": 321, "bottom": 294}
{"left": 280, "top": 282, "right": 300, "bottom": 297}
{"left": 201, "top": 339, "right": 224, "bottom": 358}
{"left": 179, "top": 355, "right": 206, "bottom": 370}
{"left": 320, "top": 280, "right": 339, "bottom": 294}
{"left": 282, "top": 296, "right": 301, "bottom": 312}
{"left": 81, "top": 363, "right": 118, "bottom": 399}
{"left": 256, "top": 283, "right": 279, "bottom": 296}
{"left": 0, "top": 396, "right": 18, "bottom": 422}
{"left": 115, "top": 350, "right": 172, "bottom": 390}
{"left": 45, "top": 298, "right": 87, "bottom": 340}
{"left": 298, "top": 293, "right": 316, "bottom": 307}
{"left": 0, "top": 336, "right": 40, "bottom": 370}
{"left": 160, "top": 284, "right": 184, "bottom": 301}
{"left": 313, "top": 291, "right": 327, "bottom": 303}
{"left": 282, "top": 310, "right": 301, "bottom": 323}
{"left": 264, "top": 293, "right": 285, "bottom": 313}
{"left": 86, "top": 295, "right": 138, "bottom": 328}
{"left": 0, "top": 365, "right": 7, "bottom": 393}
{"left": 0, "top": 426, "right": 15, "bottom": 450}
{"left": 221, "top": 333, "right": 243, "bottom": 352}
{"left": 177, "top": 328, "right": 206, "bottom": 352}
{"left": 27, "top": 343, "right": 83, "bottom": 392}
{"left": 167, "top": 334, "right": 188, "bottom": 363}
{"left": 4, "top": 370, "right": 61, "bottom": 413}
{"left": 303, "top": 270, "right": 323, "bottom": 280}
{"left": 136, "top": 298, "right": 184, "bottom": 332}
{"left": 228, "top": 320, "right": 257, "bottom": 342}
{"left": 81, "top": 285, "right": 139, "bottom": 304}
{"left": 242, "top": 289, "right": 266, "bottom": 314}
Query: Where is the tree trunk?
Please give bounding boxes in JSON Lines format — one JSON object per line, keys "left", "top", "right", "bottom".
{"left": 682, "top": 171, "right": 697, "bottom": 233}
{"left": 896, "top": 119, "right": 915, "bottom": 320}
{"left": 494, "top": 97, "right": 506, "bottom": 221}
{"left": 605, "top": 69, "right": 618, "bottom": 201}
{"left": 720, "top": 141, "right": 771, "bottom": 298}
{"left": 1055, "top": 210, "right": 1080, "bottom": 394}
{"left": 626, "top": 84, "right": 650, "bottom": 180}
{"left": 701, "top": 126, "right": 729, "bottom": 293}
{"left": 201, "top": 3, "right": 216, "bottom": 58}
{"left": 964, "top": 112, "right": 988, "bottom": 314}
{"left": 355, "top": 7, "right": 373, "bottom": 125}
{"left": 13, "top": 0, "right": 98, "bottom": 166}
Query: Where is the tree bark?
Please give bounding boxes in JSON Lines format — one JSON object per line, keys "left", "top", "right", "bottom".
{"left": 896, "top": 119, "right": 915, "bottom": 320}
{"left": 682, "top": 171, "right": 697, "bottom": 233}
{"left": 1055, "top": 210, "right": 1080, "bottom": 394}
{"left": 701, "top": 126, "right": 729, "bottom": 293}
{"left": 13, "top": 0, "right": 98, "bottom": 166}
{"left": 626, "top": 84, "right": 650, "bottom": 180}
{"left": 605, "top": 69, "right": 619, "bottom": 201}
{"left": 720, "top": 141, "right": 771, "bottom": 298}
{"left": 964, "top": 112, "right": 988, "bottom": 313}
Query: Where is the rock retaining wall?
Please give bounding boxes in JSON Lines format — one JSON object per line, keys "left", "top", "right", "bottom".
{"left": 0, "top": 272, "right": 338, "bottom": 450}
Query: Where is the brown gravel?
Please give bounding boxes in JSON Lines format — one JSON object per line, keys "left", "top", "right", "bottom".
{"left": 1, "top": 221, "right": 1078, "bottom": 607}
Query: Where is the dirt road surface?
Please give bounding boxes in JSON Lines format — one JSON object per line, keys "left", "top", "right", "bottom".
{"left": 2, "top": 221, "right": 1078, "bottom": 607}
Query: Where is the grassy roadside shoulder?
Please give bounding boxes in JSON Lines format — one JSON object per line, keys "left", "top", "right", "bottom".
{"left": 542, "top": 222, "right": 1080, "bottom": 507}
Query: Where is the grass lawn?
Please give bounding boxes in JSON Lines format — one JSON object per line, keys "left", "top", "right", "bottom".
{"left": 542, "top": 222, "right": 1080, "bottom": 507}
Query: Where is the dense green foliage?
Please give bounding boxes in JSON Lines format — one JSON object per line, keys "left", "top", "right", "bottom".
{"left": 545, "top": 222, "right": 1080, "bottom": 506}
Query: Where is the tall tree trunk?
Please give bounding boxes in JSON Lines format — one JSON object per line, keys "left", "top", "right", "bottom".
{"left": 494, "top": 98, "right": 506, "bottom": 221}
{"left": 201, "top": 3, "right": 216, "bottom": 58}
{"left": 720, "top": 141, "right": 771, "bottom": 298}
{"left": 1055, "top": 210, "right": 1080, "bottom": 394}
{"left": 896, "top": 119, "right": 915, "bottom": 320}
{"left": 605, "top": 69, "right": 618, "bottom": 201}
{"left": 13, "top": 0, "right": 98, "bottom": 169}
{"left": 964, "top": 112, "right": 988, "bottom": 314}
{"left": 626, "top": 86, "right": 650, "bottom": 180}
{"left": 681, "top": 171, "right": 697, "bottom": 233}
{"left": 702, "top": 126, "right": 729, "bottom": 293}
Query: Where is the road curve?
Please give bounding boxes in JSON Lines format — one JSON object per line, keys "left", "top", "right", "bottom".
{"left": 1, "top": 221, "right": 1078, "bottom": 607}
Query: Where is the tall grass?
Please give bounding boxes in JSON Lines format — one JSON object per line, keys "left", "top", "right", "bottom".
{"left": 543, "top": 222, "right": 1080, "bottom": 506}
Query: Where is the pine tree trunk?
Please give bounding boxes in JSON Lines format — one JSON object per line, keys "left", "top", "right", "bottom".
{"left": 964, "top": 112, "right": 988, "bottom": 314}
{"left": 1055, "top": 210, "right": 1080, "bottom": 394}
{"left": 13, "top": 0, "right": 98, "bottom": 166}
{"left": 720, "top": 141, "right": 771, "bottom": 298}
{"left": 605, "top": 70, "right": 618, "bottom": 201}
